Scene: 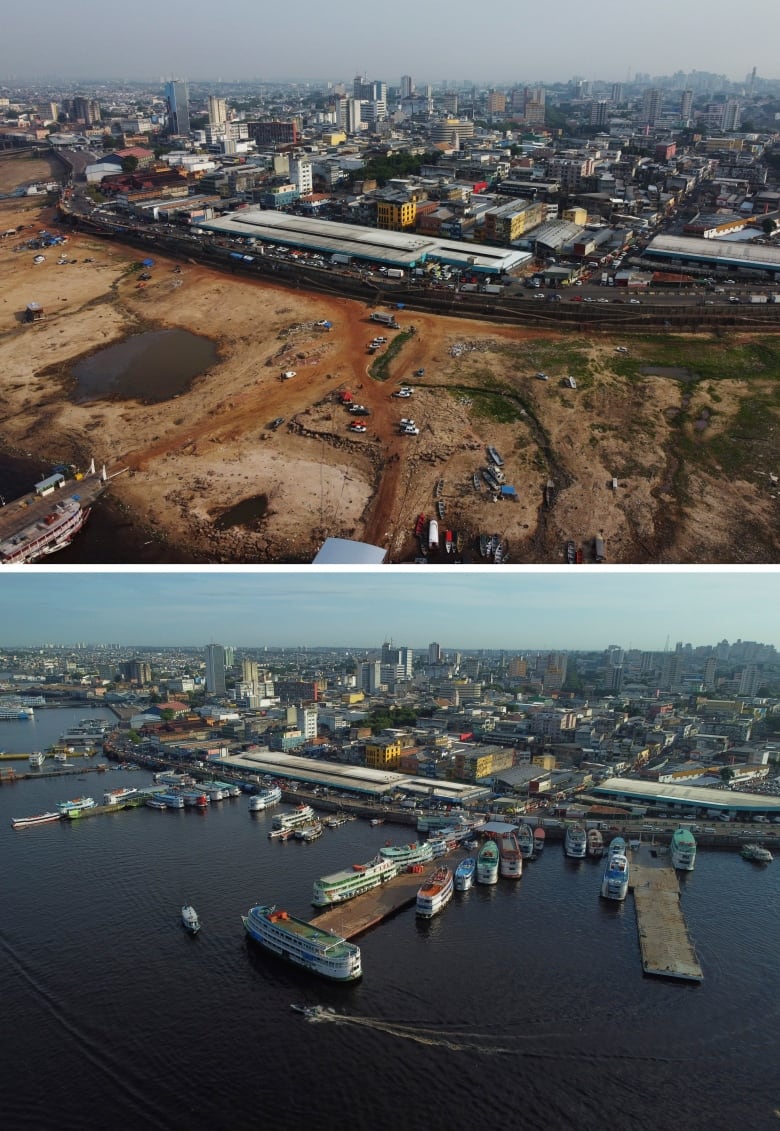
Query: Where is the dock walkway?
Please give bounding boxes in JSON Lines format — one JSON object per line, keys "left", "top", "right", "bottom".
{"left": 630, "top": 851, "right": 703, "bottom": 982}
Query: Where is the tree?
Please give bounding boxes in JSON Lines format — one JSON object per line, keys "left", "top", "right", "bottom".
{"left": 761, "top": 218, "right": 777, "bottom": 236}
{"left": 121, "top": 155, "right": 138, "bottom": 174}
{"left": 719, "top": 765, "right": 734, "bottom": 783}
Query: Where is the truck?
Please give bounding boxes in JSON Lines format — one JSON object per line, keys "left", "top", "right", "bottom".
{"left": 482, "top": 284, "right": 503, "bottom": 295}
{"left": 370, "top": 312, "right": 400, "bottom": 327}
{"left": 460, "top": 283, "right": 479, "bottom": 292}
{"left": 331, "top": 253, "right": 351, "bottom": 265}
{"left": 386, "top": 268, "right": 404, "bottom": 279}
{"left": 749, "top": 294, "right": 768, "bottom": 303}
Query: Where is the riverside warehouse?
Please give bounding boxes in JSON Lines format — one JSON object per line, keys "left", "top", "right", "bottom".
{"left": 592, "top": 777, "right": 780, "bottom": 820}
{"left": 197, "top": 208, "right": 530, "bottom": 276}
{"left": 218, "top": 747, "right": 487, "bottom": 805}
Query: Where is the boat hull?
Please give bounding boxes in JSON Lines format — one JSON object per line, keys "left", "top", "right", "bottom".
{"left": 243, "top": 905, "right": 362, "bottom": 982}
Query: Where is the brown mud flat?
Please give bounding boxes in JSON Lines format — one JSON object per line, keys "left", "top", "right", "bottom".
{"left": 0, "top": 188, "right": 778, "bottom": 564}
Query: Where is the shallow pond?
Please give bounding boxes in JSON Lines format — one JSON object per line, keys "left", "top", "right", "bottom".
{"left": 71, "top": 329, "right": 219, "bottom": 403}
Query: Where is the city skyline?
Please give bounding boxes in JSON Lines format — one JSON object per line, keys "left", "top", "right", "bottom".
{"left": 1, "top": 0, "right": 777, "bottom": 84}
{"left": 0, "top": 570, "right": 777, "bottom": 650}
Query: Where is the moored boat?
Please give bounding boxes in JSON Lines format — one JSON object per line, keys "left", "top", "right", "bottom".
{"left": 249, "top": 785, "right": 282, "bottom": 811}
{"left": 28, "top": 751, "right": 46, "bottom": 768}
{"left": 600, "top": 852, "right": 629, "bottom": 901}
{"left": 516, "top": 823, "right": 535, "bottom": 859}
{"left": 564, "top": 824, "right": 587, "bottom": 858}
{"left": 242, "top": 904, "right": 362, "bottom": 981}
{"left": 103, "top": 787, "right": 138, "bottom": 806}
{"left": 741, "top": 842, "right": 773, "bottom": 864}
{"left": 295, "top": 821, "right": 323, "bottom": 841}
{"left": 273, "top": 804, "right": 316, "bottom": 830}
{"left": 57, "top": 796, "right": 96, "bottom": 817}
{"left": 497, "top": 832, "right": 523, "bottom": 878}
{"left": 608, "top": 835, "right": 627, "bottom": 859}
{"left": 476, "top": 838, "right": 500, "bottom": 884}
{"left": 181, "top": 905, "right": 200, "bottom": 934}
{"left": 416, "top": 866, "right": 454, "bottom": 918}
{"left": 533, "top": 827, "right": 546, "bottom": 853}
{"left": 379, "top": 841, "right": 434, "bottom": 868}
{"left": 12, "top": 811, "right": 61, "bottom": 829}
{"left": 670, "top": 827, "right": 697, "bottom": 871}
{"left": 454, "top": 857, "right": 476, "bottom": 891}
{"left": 312, "top": 853, "right": 398, "bottom": 906}
{"left": 586, "top": 827, "right": 604, "bottom": 858}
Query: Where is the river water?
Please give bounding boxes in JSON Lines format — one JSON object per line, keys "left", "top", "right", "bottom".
{"left": 0, "top": 706, "right": 117, "bottom": 754}
{"left": 1, "top": 771, "right": 779, "bottom": 1131}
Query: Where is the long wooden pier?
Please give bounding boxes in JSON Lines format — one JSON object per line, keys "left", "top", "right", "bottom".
{"left": 630, "top": 852, "right": 703, "bottom": 982}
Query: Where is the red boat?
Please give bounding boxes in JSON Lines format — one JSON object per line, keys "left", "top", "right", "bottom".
{"left": 444, "top": 530, "right": 453, "bottom": 553}
{"left": 414, "top": 512, "right": 426, "bottom": 535}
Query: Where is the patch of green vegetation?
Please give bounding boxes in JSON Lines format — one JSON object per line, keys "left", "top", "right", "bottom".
{"left": 467, "top": 390, "right": 525, "bottom": 424}
{"left": 614, "top": 335, "right": 780, "bottom": 384}
{"left": 703, "top": 387, "right": 780, "bottom": 476}
{"left": 368, "top": 329, "right": 414, "bottom": 382}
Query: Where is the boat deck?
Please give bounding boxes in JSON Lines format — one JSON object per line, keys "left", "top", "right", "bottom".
{"left": 629, "top": 850, "right": 703, "bottom": 982}
{"left": 0, "top": 475, "right": 105, "bottom": 559}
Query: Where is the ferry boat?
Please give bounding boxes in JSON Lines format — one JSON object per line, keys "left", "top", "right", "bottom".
{"left": 59, "top": 719, "right": 110, "bottom": 748}
{"left": 0, "top": 498, "right": 93, "bottom": 565}
{"left": 379, "top": 841, "right": 434, "bottom": 869}
{"left": 181, "top": 905, "right": 201, "bottom": 934}
{"left": 103, "top": 787, "right": 138, "bottom": 806}
{"left": 295, "top": 821, "right": 323, "bottom": 842}
{"left": 516, "top": 823, "right": 535, "bottom": 859}
{"left": 498, "top": 832, "right": 523, "bottom": 878}
{"left": 564, "top": 824, "right": 587, "bottom": 858}
{"left": 312, "top": 853, "right": 398, "bottom": 907}
{"left": 0, "top": 705, "right": 34, "bottom": 719}
{"left": 586, "top": 827, "right": 605, "bottom": 858}
{"left": 12, "top": 811, "right": 61, "bottom": 829}
{"left": 146, "top": 797, "right": 168, "bottom": 809}
{"left": 600, "top": 852, "right": 629, "bottom": 901}
{"left": 155, "top": 791, "right": 185, "bottom": 809}
{"left": 608, "top": 835, "right": 627, "bottom": 859}
{"left": 533, "top": 827, "right": 546, "bottom": 853}
{"left": 416, "top": 866, "right": 454, "bottom": 918}
{"left": 57, "top": 796, "right": 96, "bottom": 818}
{"left": 273, "top": 804, "right": 316, "bottom": 831}
{"left": 242, "top": 904, "right": 363, "bottom": 982}
{"left": 28, "top": 751, "right": 46, "bottom": 769}
{"left": 670, "top": 827, "right": 697, "bottom": 871}
{"left": 741, "top": 843, "right": 773, "bottom": 864}
{"left": 249, "top": 785, "right": 282, "bottom": 811}
{"left": 179, "top": 789, "right": 209, "bottom": 808}
{"left": 454, "top": 857, "right": 476, "bottom": 891}
{"left": 417, "top": 812, "right": 471, "bottom": 834}
{"left": 476, "top": 839, "right": 500, "bottom": 884}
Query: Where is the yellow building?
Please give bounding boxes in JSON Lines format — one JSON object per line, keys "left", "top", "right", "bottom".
{"left": 532, "top": 753, "right": 556, "bottom": 771}
{"left": 341, "top": 691, "right": 365, "bottom": 704}
{"left": 453, "top": 745, "right": 514, "bottom": 783}
{"left": 365, "top": 738, "right": 402, "bottom": 769}
{"left": 562, "top": 206, "right": 587, "bottom": 226}
{"left": 322, "top": 131, "right": 347, "bottom": 146}
{"left": 482, "top": 199, "right": 544, "bottom": 243}
{"left": 376, "top": 198, "right": 417, "bottom": 231}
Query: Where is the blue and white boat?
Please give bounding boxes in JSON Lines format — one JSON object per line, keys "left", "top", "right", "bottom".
{"left": 454, "top": 857, "right": 476, "bottom": 891}
{"left": 181, "top": 905, "right": 200, "bottom": 934}
{"left": 600, "top": 852, "right": 629, "bottom": 901}
{"left": 564, "top": 824, "right": 587, "bottom": 858}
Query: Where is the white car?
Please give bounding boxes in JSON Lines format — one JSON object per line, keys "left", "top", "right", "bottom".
{"left": 629, "top": 299, "right": 641, "bottom": 305}
{"left": 393, "top": 387, "right": 413, "bottom": 398}
{"left": 281, "top": 370, "right": 297, "bottom": 379}
{"left": 400, "top": 424, "right": 420, "bottom": 435}
{"left": 349, "top": 422, "right": 367, "bottom": 433}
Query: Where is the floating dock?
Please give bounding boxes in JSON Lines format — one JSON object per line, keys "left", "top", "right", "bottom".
{"left": 312, "top": 862, "right": 442, "bottom": 939}
{"left": 630, "top": 853, "right": 703, "bottom": 982}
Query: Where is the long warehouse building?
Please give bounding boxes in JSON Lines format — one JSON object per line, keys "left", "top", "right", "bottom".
{"left": 198, "top": 208, "right": 530, "bottom": 275}
{"left": 643, "top": 233, "right": 780, "bottom": 279}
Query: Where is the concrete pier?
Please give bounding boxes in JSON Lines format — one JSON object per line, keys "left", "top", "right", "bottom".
{"left": 630, "top": 851, "right": 703, "bottom": 982}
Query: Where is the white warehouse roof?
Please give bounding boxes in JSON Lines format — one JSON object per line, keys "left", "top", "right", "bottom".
{"left": 594, "top": 776, "right": 780, "bottom": 813}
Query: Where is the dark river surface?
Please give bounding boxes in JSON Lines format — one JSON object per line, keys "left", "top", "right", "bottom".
{"left": 2, "top": 770, "right": 779, "bottom": 1131}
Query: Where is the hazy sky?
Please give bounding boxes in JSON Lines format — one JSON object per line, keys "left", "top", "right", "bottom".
{"left": 1, "top": 1, "right": 776, "bottom": 85}
{"left": 0, "top": 570, "right": 777, "bottom": 650}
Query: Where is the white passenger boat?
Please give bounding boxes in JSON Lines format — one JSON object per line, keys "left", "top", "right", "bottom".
{"left": 497, "top": 833, "right": 523, "bottom": 878}
{"left": 273, "top": 804, "right": 316, "bottom": 830}
{"left": 312, "top": 853, "right": 398, "bottom": 907}
{"left": 741, "top": 842, "right": 773, "bottom": 864}
{"left": 516, "top": 824, "right": 535, "bottom": 859}
{"left": 181, "top": 905, "right": 201, "bottom": 934}
{"left": 57, "top": 796, "right": 96, "bottom": 818}
{"left": 242, "top": 904, "right": 362, "bottom": 981}
{"left": 416, "top": 866, "right": 454, "bottom": 918}
{"left": 379, "top": 841, "right": 434, "bottom": 868}
{"left": 249, "top": 785, "right": 282, "bottom": 811}
{"left": 12, "top": 811, "right": 61, "bottom": 829}
{"left": 564, "top": 824, "right": 587, "bottom": 858}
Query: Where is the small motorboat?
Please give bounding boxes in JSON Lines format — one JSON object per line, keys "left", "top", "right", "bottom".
{"left": 181, "top": 905, "right": 201, "bottom": 934}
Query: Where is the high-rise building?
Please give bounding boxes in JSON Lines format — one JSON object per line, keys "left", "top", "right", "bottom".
{"left": 428, "top": 642, "right": 442, "bottom": 664}
{"left": 722, "top": 99, "right": 741, "bottom": 131}
{"left": 610, "top": 83, "right": 623, "bottom": 104}
{"left": 164, "top": 79, "right": 190, "bottom": 136}
{"left": 680, "top": 89, "right": 693, "bottom": 123}
{"left": 241, "top": 658, "right": 259, "bottom": 692}
{"left": 290, "top": 158, "right": 313, "bottom": 195}
{"left": 400, "top": 75, "right": 413, "bottom": 99}
{"left": 703, "top": 655, "right": 717, "bottom": 692}
{"left": 738, "top": 665, "right": 759, "bottom": 697}
{"left": 590, "top": 100, "right": 609, "bottom": 127}
{"left": 296, "top": 705, "right": 318, "bottom": 739}
{"left": 642, "top": 88, "right": 662, "bottom": 126}
{"left": 208, "top": 96, "right": 227, "bottom": 126}
{"left": 205, "top": 644, "right": 226, "bottom": 697}
{"left": 122, "top": 659, "right": 152, "bottom": 685}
